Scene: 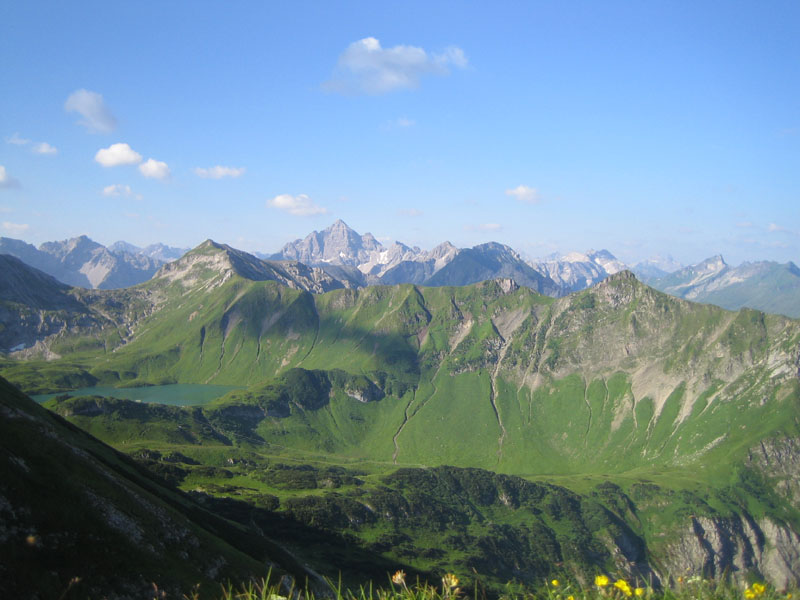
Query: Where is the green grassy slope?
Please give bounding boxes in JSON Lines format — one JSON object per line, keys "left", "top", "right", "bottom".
{"left": 0, "top": 376, "right": 326, "bottom": 599}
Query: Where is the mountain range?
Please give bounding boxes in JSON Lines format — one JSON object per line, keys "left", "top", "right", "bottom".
{"left": 3, "top": 220, "right": 798, "bottom": 317}
{"left": 1, "top": 237, "right": 800, "bottom": 591}
{"left": 641, "top": 255, "right": 800, "bottom": 318}
{"left": 0, "top": 235, "right": 187, "bottom": 290}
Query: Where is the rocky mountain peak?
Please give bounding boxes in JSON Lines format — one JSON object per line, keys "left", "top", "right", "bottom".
{"left": 272, "top": 220, "right": 385, "bottom": 267}
{"left": 109, "top": 240, "right": 141, "bottom": 254}
{"left": 603, "top": 269, "right": 638, "bottom": 283}
{"left": 40, "top": 235, "right": 103, "bottom": 263}
{"left": 473, "top": 241, "right": 520, "bottom": 259}
{"left": 700, "top": 255, "right": 727, "bottom": 270}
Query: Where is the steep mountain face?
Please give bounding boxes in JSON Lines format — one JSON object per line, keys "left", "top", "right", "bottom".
{"left": 426, "top": 242, "right": 561, "bottom": 294}
{"left": 1, "top": 235, "right": 163, "bottom": 289}
{"left": 357, "top": 241, "right": 421, "bottom": 277}
{"left": 271, "top": 219, "right": 383, "bottom": 266}
{"left": 0, "top": 254, "right": 75, "bottom": 310}
{"left": 645, "top": 257, "right": 800, "bottom": 318}
{"left": 376, "top": 241, "right": 460, "bottom": 284}
{"left": 0, "top": 376, "right": 315, "bottom": 599}
{"left": 0, "top": 255, "right": 115, "bottom": 356}
{"left": 530, "top": 249, "right": 626, "bottom": 295}
{"left": 270, "top": 221, "right": 461, "bottom": 285}
{"left": 645, "top": 255, "right": 729, "bottom": 296}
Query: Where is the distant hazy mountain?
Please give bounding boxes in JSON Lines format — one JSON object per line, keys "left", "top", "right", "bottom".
{"left": 426, "top": 242, "right": 561, "bottom": 295}
{"left": 269, "top": 220, "right": 461, "bottom": 285}
{"left": 373, "top": 241, "right": 460, "bottom": 285}
{"left": 530, "top": 249, "right": 627, "bottom": 295}
{"left": 271, "top": 219, "right": 383, "bottom": 267}
{"left": 268, "top": 222, "right": 800, "bottom": 318}
{"left": 643, "top": 256, "right": 800, "bottom": 318}
{"left": 643, "top": 255, "right": 728, "bottom": 293}
{"left": 1, "top": 236, "right": 182, "bottom": 290}
{"left": 109, "top": 241, "right": 188, "bottom": 262}
{"left": 631, "top": 255, "right": 683, "bottom": 280}
{"left": 142, "top": 242, "right": 189, "bottom": 262}
{"left": 107, "top": 240, "right": 142, "bottom": 255}
{"left": 5, "top": 222, "right": 797, "bottom": 319}
{"left": 269, "top": 221, "right": 627, "bottom": 296}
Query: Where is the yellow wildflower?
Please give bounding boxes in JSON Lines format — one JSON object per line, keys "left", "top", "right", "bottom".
{"left": 391, "top": 570, "right": 406, "bottom": 585}
{"left": 745, "top": 590, "right": 756, "bottom": 600}
{"left": 595, "top": 575, "right": 610, "bottom": 587}
{"left": 551, "top": 580, "right": 560, "bottom": 587}
{"left": 635, "top": 588, "right": 645, "bottom": 597}
{"left": 442, "top": 574, "right": 459, "bottom": 589}
{"left": 568, "top": 596, "right": 575, "bottom": 600}
{"left": 752, "top": 584, "right": 767, "bottom": 596}
{"left": 615, "top": 580, "right": 633, "bottom": 597}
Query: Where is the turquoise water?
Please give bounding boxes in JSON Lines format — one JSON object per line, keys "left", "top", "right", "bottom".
{"left": 32, "top": 383, "right": 242, "bottom": 406}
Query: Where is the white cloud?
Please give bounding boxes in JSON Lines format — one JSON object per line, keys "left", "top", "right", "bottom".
{"left": 324, "top": 37, "right": 468, "bottom": 95}
{"left": 768, "top": 223, "right": 798, "bottom": 236}
{"left": 0, "top": 166, "right": 20, "bottom": 189}
{"left": 95, "top": 143, "right": 143, "bottom": 167}
{"left": 65, "top": 89, "right": 117, "bottom": 133}
{"left": 103, "top": 184, "right": 131, "bottom": 196}
{"left": 6, "top": 133, "right": 30, "bottom": 145}
{"left": 5, "top": 134, "right": 57, "bottom": 155}
{"left": 268, "top": 193, "right": 329, "bottom": 216}
{"left": 434, "top": 46, "right": 468, "bottom": 69}
{"left": 194, "top": 165, "right": 246, "bottom": 179}
{"left": 139, "top": 158, "right": 170, "bottom": 180}
{"left": 505, "top": 185, "right": 540, "bottom": 204}
{"left": 102, "top": 184, "right": 141, "bottom": 199}
{"left": 32, "top": 142, "right": 58, "bottom": 155}
{"left": 2, "top": 221, "right": 29, "bottom": 233}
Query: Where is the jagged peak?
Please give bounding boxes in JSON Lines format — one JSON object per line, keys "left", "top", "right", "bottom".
{"left": 698, "top": 254, "right": 727, "bottom": 268}
{"left": 324, "top": 219, "right": 355, "bottom": 233}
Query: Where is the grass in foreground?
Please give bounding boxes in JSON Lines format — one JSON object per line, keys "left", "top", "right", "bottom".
{"left": 172, "top": 572, "right": 796, "bottom": 600}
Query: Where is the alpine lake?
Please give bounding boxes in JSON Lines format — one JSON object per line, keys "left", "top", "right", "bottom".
{"left": 32, "top": 383, "right": 242, "bottom": 406}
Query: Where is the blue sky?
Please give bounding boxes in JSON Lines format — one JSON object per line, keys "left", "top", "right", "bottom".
{"left": 1, "top": 1, "right": 798, "bottom": 267}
